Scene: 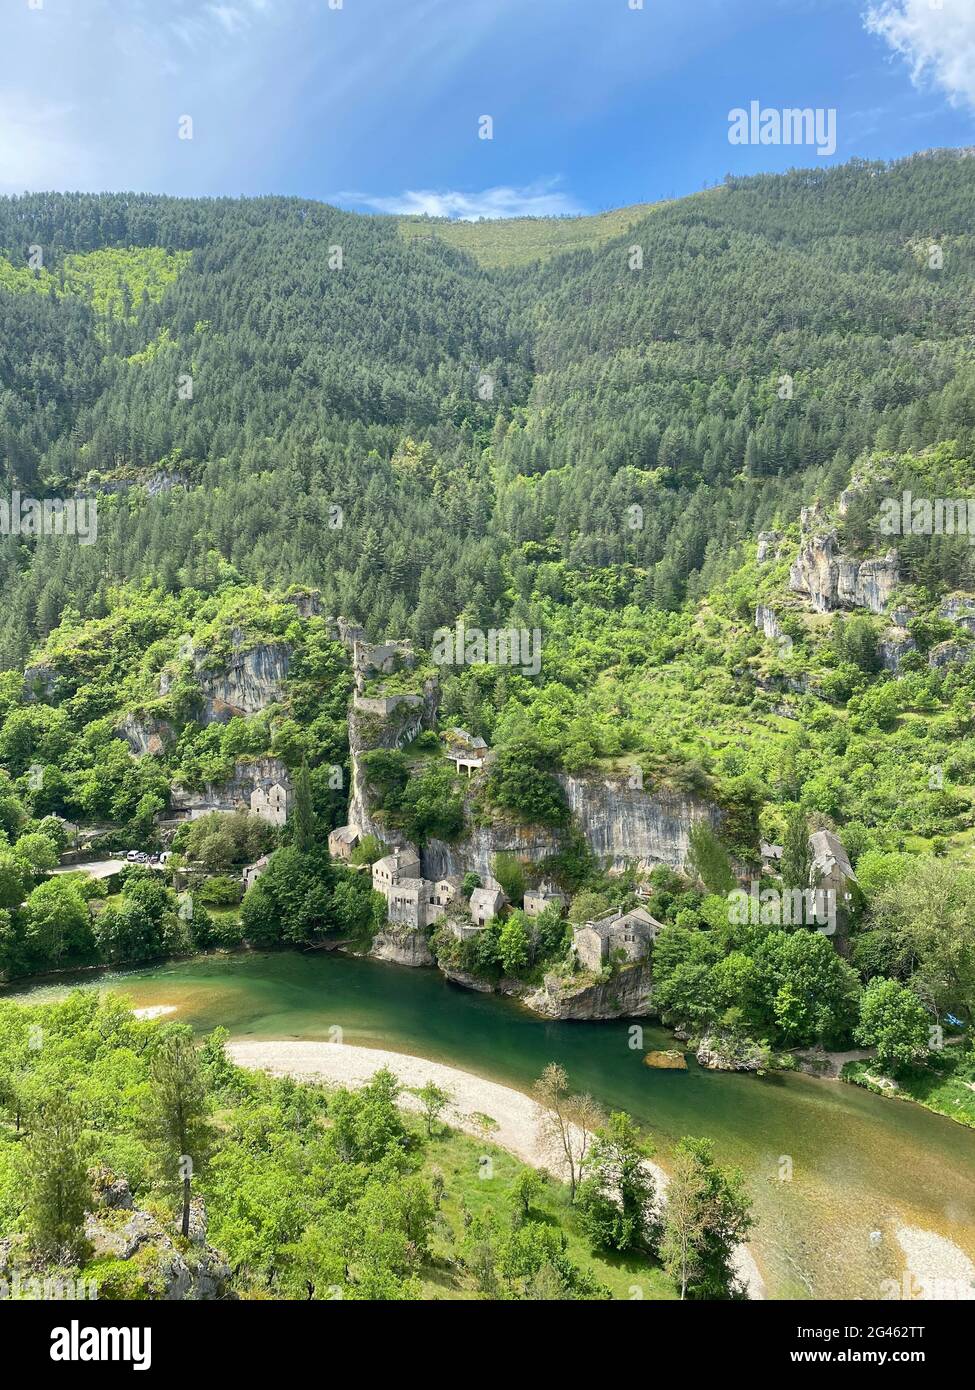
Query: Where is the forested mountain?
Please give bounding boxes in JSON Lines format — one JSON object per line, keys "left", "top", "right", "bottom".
{"left": 0, "top": 150, "right": 973, "bottom": 669}
{"left": 4, "top": 154, "right": 975, "bottom": 1302}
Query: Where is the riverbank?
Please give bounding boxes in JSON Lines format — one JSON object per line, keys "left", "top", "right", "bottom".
{"left": 228, "top": 1038, "right": 767, "bottom": 1300}
{"left": 843, "top": 1053, "right": 975, "bottom": 1130}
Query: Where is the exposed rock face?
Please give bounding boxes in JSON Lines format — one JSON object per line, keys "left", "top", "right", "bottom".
{"left": 424, "top": 778, "right": 719, "bottom": 880}
{"left": 84, "top": 1198, "right": 232, "bottom": 1300}
{"left": 93, "top": 468, "right": 190, "bottom": 497}
{"left": 929, "top": 640, "right": 975, "bottom": 669}
{"left": 285, "top": 589, "right": 323, "bottom": 619}
{"left": 522, "top": 962, "right": 654, "bottom": 1020}
{"left": 789, "top": 529, "right": 899, "bottom": 615}
{"left": 439, "top": 964, "right": 497, "bottom": 993}
{"left": 192, "top": 642, "right": 291, "bottom": 723}
{"left": 23, "top": 662, "right": 59, "bottom": 702}
{"left": 560, "top": 776, "right": 720, "bottom": 872}
{"left": 755, "top": 605, "right": 785, "bottom": 642}
{"left": 756, "top": 531, "right": 782, "bottom": 564}
{"left": 170, "top": 756, "right": 292, "bottom": 817}
{"left": 939, "top": 595, "right": 975, "bottom": 634}
{"left": 369, "top": 925, "right": 434, "bottom": 967}
{"left": 347, "top": 679, "right": 440, "bottom": 838}
{"left": 423, "top": 823, "right": 565, "bottom": 881}
{"left": 878, "top": 627, "right": 917, "bottom": 673}
{"left": 117, "top": 711, "right": 175, "bottom": 756}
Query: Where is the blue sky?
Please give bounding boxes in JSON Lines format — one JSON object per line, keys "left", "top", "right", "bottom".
{"left": 1, "top": 0, "right": 974, "bottom": 216}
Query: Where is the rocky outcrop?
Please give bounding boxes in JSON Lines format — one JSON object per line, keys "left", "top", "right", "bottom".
{"left": 756, "top": 532, "right": 782, "bottom": 564}
{"left": 878, "top": 627, "right": 917, "bottom": 673}
{"left": 91, "top": 468, "right": 191, "bottom": 497}
{"left": 423, "top": 777, "right": 719, "bottom": 880}
{"left": 939, "top": 595, "right": 975, "bottom": 634}
{"left": 522, "top": 962, "right": 654, "bottom": 1020}
{"left": 190, "top": 641, "right": 291, "bottom": 723}
{"left": 285, "top": 589, "right": 323, "bottom": 619}
{"left": 789, "top": 528, "right": 899, "bottom": 615}
{"left": 422, "top": 822, "right": 565, "bottom": 881}
{"left": 560, "top": 776, "right": 720, "bottom": 872}
{"left": 83, "top": 1179, "right": 233, "bottom": 1300}
{"left": 439, "top": 964, "right": 497, "bottom": 993}
{"left": 755, "top": 605, "right": 785, "bottom": 642}
{"left": 696, "top": 1033, "right": 771, "bottom": 1071}
{"left": 117, "top": 710, "right": 175, "bottom": 756}
{"left": 348, "top": 678, "right": 440, "bottom": 838}
{"left": 23, "top": 661, "right": 59, "bottom": 702}
{"left": 929, "top": 640, "right": 975, "bottom": 670}
{"left": 369, "top": 924, "right": 434, "bottom": 967}
{"left": 170, "top": 756, "right": 292, "bottom": 817}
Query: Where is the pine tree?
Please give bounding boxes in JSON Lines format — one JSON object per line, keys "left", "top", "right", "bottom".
{"left": 18, "top": 1094, "right": 90, "bottom": 1260}
{"left": 146, "top": 1031, "right": 213, "bottom": 1239}
{"left": 781, "top": 806, "right": 810, "bottom": 890}
{"left": 291, "top": 759, "right": 317, "bottom": 853}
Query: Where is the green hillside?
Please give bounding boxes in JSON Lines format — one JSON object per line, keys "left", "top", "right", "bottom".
{"left": 0, "top": 152, "right": 972, "bottom": 1047}
{"left": 396, "top": 198, "right": 669, "bottom": 267}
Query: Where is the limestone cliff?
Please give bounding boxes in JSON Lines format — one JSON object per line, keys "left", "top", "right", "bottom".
{"left": 559, "top": 775, "right": 720, "bottom": 872}
{"left": 116, "top": 710, "right": 175, "bottom": 756}
{"left": 347, "top": 680, "right": 440, "bottom": 839}
{"left": 170, "top": 756, "right": 292, "bottom": 817}
{"left": 878, "top": 626, "right": 917, "bottom": 672}
{"left": 188, "top": 641, "right": 291, "bottom": 723}
{"left": 369, "top": 924, "right": 434, "bottom": 967}
{"left": 789, "top": 526, "right": 899, "bottom": 615}
{"left": 23, "top": 661, "right": 59, "bottom": 703}
{"left": 522, "top": 962, "right": 654, "bottom": 1020}
{"left": 423, "top": 777, "right": 717, "bottom": 880}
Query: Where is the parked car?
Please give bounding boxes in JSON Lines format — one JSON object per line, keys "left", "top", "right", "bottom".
{"left": 126, "top": 850, "right": 140, "bottom": 861}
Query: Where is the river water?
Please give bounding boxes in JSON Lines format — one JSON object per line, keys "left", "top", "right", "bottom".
{"left": 7, "top": 948, "right": 975, "bottom": 1300}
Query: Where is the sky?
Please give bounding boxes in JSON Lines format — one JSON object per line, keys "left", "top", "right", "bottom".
{"left": 1, "top": 0, "right": 973, "bottom": 217}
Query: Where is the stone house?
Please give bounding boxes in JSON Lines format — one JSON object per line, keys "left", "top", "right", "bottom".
{"left": 372, "top": 850, "right": 422, "bottom": 895}
{"left": 386, "top": 877, "right": 439, "bottom": 929}
{"left": 371, "top": 850, "right": 453, "bottom": 930}
{"left": 469, "top": 885, "right": 505, "bottom": 926}
{"left": 241, "top": 854, "right": 271, "bottom": 892}
{"left": 808, "top": 829, "right": 858, "bottom": 909}
{"left": 250, "top": 783, "right": 288, "bottom": 827}
{"left": 572, "top": 906, "right": 663, "bottom": 973}
{"left": 432, "top": 875, "right": 463, "bottom": 909}
{"left": 524, "top": 883, "right": 568, "bottom": 917}
{"left": 446, "top": 729, "right": 488, "bottom": 776}
{"left": 328, "top": 824, "right": 361, "bottom": 860}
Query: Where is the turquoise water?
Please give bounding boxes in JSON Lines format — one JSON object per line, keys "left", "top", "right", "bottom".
{"left": 7, "top": 948, "right": 975, "bottom": 1300}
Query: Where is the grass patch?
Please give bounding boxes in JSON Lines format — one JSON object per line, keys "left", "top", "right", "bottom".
{"left": 397, "top": 202, "right": 671, "bottom": 269}
{"left": 843, "top": 1048, "right": 975, "bottom": 1128}
{"left": 417, "top": 1125, "right": 675, "bottom": 1300}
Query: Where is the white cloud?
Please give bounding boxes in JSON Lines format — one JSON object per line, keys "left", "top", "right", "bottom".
{"left": 341, "top": 180, "right": 585, "bottom": 220}
{"left": 865, "top": 0, "right": 975, "bottom": 111}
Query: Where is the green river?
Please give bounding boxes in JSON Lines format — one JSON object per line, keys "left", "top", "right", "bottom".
{"left": 6, "top": 949, "right": 975, "bottom": 1301}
